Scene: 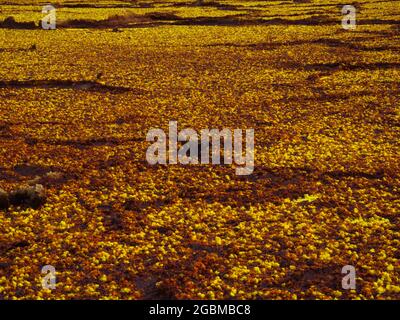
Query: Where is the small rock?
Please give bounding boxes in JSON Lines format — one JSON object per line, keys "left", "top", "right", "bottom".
{"left": 0, "top": 188, "right": 10, "bottom": 210}
{"left": 27, "top": 175, "right": 41, "bottom": 186}
{"left": 46, "top": 171, "right": 63, "bottom": 180}
{"left": 301, "top": 135, "right": 309, "bottom": 142}
{"left": 9, "top": 184, "right": 46, "bottom": 209}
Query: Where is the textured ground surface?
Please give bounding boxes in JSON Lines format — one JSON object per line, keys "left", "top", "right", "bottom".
{"left": 0, "top": 0, "right": 399, "bottom": 299}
